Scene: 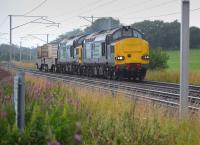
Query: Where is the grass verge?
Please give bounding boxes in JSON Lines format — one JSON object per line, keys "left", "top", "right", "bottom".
{"left": 0, "top": 70, "right": 200, "bottom": 144}
{"left": 146, "top": 70, "right": 200, "bottom": 85}
{"left": 166, "top": 49, "right": 200, "bottom": 71}
{"left": 14, "top": 61, "right": 36, "bottom": 69}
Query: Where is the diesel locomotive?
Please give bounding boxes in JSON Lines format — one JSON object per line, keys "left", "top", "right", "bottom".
{"left": 36, "top": 26, "right": 150, "bottom": 81}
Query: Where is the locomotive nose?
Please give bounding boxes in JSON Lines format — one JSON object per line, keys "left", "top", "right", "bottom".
{"left": 115, "top": 38, "right": 148, "bottom": 65}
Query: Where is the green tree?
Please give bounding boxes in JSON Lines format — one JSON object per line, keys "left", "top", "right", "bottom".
{"left": 84, "top": 17, "right": 120, "bottom": 34}
{"left": 149, "top": 48, "right": 169, "bottom": 70}
{"left": 132, "top": 20, "right": 180, "bottom": 50}
{"left": 54, "top": 19, "right": 200, "bottom": 50}
{"left": 0, "top": 44, "right": 36, "bottom": 61}
{"left": 190, "top": 26, "right": 200, "bottom": 48}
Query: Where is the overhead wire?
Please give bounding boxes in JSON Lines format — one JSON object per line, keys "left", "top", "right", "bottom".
{"left": 102, "top": 0, "right": 155, "bottom": 16}
{"left": 24, "top": 0, "right": 48, "bottom": 15}
{"left": 0, "top": 16, "right": 8, "bottom": 28}
{"left": 191, "top": 7, "right": 200, "bottom": 12}
{"left": 32, "top": 0, "right": 152, "bottom": 34}
{"left": 9, "top": 0, "right": 199, "bottom": 45}
{"left": 57, "top": 0, "right": 120, "bottom": 23}
{"left": 76, "top": 0, "right": 179, "bottom": 23}
{"left": 50, "top": 0, "right": 103, "bottom": 19}
{"left": 120, "top": 0, "right": 179, "bottom": 17}
{"left": 80, "top": 0, "right": 119, "bottom": 15}
{"left": 118, "top": 6, "right": 200, "bottom": 20}
{"left": 58, "top": 0, "right": 179, "bottom": 24}
{"left": 48, "top": 0, "right": 199, "bottom": 41}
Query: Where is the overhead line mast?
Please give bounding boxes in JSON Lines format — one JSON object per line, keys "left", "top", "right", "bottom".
{"left": 180, "top": 0, "right": 190, "bottom": 120}
{"left": 8, "top": 15, "right": 59, "bottom": 63}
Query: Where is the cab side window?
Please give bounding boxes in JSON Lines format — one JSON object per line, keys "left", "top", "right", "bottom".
{"left": 102, "top": 42, "right": 105, "bottom": 56}
{"left": 110, "top": 45, "right": 114, "bottom": 53}
{"left": 76, "top": 48, "right": 79, "bottom": 55}
{"left": 70, "top": 46, "right": 74, "bottom": 58}
{"left": 133, "top": 30, "right": 142, "bottom": 38}
{"left": 112, "top": 30, "right": 122, "bottom": 41}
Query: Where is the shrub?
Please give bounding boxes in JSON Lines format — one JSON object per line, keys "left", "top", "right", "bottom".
{"left": 149, "top": 48, "right": 169, "bottom": 70}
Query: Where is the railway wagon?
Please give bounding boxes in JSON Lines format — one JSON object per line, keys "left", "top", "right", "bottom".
{"left": 81, "top": 26, "right": 150, "bottom": 80}
{"left": 36, "top": 43, "right": 58, "bottom": 71}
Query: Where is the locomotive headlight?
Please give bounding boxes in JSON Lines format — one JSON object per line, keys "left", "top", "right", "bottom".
{"left": 117, "top": 56, "right": 125, "bottom": 60}
{"left": 142, "top": 55, "right": 150, "bottom": 60}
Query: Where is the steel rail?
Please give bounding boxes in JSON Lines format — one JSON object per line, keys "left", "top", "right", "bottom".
{"left": 1, "top": 64, "right": 200, "bottom": 110}
{"left": 26, "top": 70, "right": 200, "bottom": 110}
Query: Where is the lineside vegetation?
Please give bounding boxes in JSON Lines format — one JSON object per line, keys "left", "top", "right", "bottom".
{"left": 146, "top": 49, "right": 200, "bottom": 85}
{"left": 0, "top": 70, "right": 200, "bottom": 144}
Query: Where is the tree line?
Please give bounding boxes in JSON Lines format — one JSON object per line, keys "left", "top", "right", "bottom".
{"left": 0, "top": 44, "right": 36, "bottom": 61}
{"left": 55, "top": 18, "right": 200, "bottom": 50}
{"left": 1, "top": 18, "right": 200, "bottom": 62}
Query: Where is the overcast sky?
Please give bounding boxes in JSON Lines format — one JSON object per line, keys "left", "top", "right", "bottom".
{"left": 0, "top": 0, "right": 199, "bottom": 47}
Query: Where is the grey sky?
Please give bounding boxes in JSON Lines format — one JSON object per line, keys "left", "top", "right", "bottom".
{"left": 0, "top": 0, "right": 199, "bottom": 47}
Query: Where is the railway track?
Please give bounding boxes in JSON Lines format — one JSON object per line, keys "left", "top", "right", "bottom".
{"left": 1, "top": 64, "right": 200, "bottom": 110}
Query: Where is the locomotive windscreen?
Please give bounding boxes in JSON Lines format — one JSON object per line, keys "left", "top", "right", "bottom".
{"left": 111, "top": 27, "right": 143, "bottom": 42}
{"left": 122, "top": 28, "right": 132, "bottom": 37}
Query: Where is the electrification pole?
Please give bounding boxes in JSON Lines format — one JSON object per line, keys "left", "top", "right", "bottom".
{"left": 20, "top": 41, "right": 22, "bottom": 62}
{"left": 91, "top": 16, "right": 94, "bottom": 24}
{"left": 180, "top": 0, "right": 190, "bottom": 120}
{"left": 109, "top": 17, "right": 112, "bottom": 30}
{"left": 30, "top": 48, "right": 31, "bottom": 61}
{"left": 9, "top": 15, "right": 12, "bottom": 63}
{"left": 79, "top": 16, "right": 95, "bottom": 25}
{"left": 47, "top": 34, "right": 49, "bottom": 44}
{"left": 8, "top": 15, "right": 59, "bottom": 64}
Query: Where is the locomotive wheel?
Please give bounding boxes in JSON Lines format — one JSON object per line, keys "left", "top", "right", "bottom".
{"left": 138, "top": 75, "right": 145, "bottom": 82}
{"left": 138, "top": 70, "right": 146, "bottom": 82}
{"left": 45, "top": 65, "right": 48, "bottom": 72}
{"left": 107, "top": 72, "right": 111, "bottom": 80}
{"left": 39, "top": 66, "right": 42, "bottom": 71}
{"left": 131, "top": 77, "right": 136, "bottom": 82}
{"left": 105, "top": 70, "right": 111, "bottom": 80}
{"left": 128, "top": 77, "right": 132, "bottom": 81}
{"left": 103, "top": 70, "right": 106, "bottom": 79}
{"left": 112, "top": 71, "right": 118, "bottom": 80}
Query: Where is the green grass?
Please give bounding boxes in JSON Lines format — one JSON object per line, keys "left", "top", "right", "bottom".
{"left": 146, "top": 49, "right": 200, "bottom": 84}
{"left": 1, "top": 74, "right": 200, "bottom": 144}
{"left": 166, "top": 49, "right": 200, "bottom": 70}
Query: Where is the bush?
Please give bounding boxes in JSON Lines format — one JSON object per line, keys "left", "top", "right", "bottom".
{"left": 149, "top": 48, "right": 169, "bottom": 70}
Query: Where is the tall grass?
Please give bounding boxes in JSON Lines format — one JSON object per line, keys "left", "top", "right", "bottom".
{"left": 146, "top": 70, "right": 200, "bottom": 85}
{"left": 0, "top": 74, "right": 200, "bottom": 144}
{"left": 14, "top": 61, "right": 36, "bottom": 69}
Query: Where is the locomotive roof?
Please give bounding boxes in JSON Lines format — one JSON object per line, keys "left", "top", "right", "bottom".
{"left": 66, "top": 37, "right": 77, "bottom": 46}
{"left": 84, "top": 26, "right": 135, "bottom": 42}
{"left": 60, "top": 26, "right": 141, "bottom": 44}
{"left": 85, "top": 30, "right": 109, "bottom": 42}
{"left": 60, "top": 38, "right": 69, "bottom": 44}
{"left": 66, "top": 34, "right": 88, "bottom": 46}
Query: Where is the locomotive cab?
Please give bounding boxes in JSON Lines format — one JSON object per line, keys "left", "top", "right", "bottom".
{"left": 108, "top": 26, "right": 150, "bottom": 80}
